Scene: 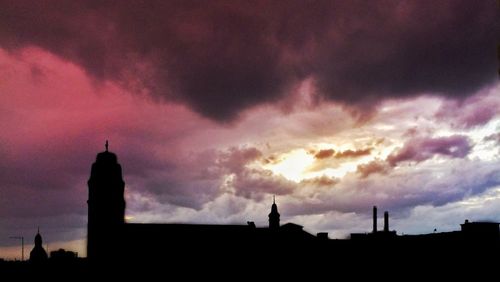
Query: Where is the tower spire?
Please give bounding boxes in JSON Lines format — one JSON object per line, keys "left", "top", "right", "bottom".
{"left": 105, "top": 140, "right": 109, "bottom": 152}
{"left": 269, "top": 196, "right": 280, "bottom": 230}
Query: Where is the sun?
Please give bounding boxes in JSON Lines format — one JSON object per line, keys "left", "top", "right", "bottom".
{"left": 263, "top": 149, "right": 315, "bottom": 182}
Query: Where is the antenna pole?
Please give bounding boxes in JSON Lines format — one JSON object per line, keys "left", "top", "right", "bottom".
{"left": 9, "top": 236, "right": 24, "bottom": 261}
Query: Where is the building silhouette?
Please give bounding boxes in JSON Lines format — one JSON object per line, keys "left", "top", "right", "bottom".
{"left": 87, "top": 141, "right": 125, "bottom": 260}
{"left": 29, "top": 229, "right": 48, "bottom": 263}
{"left": 50, "top": 249, "right": 78, "bottom": 261}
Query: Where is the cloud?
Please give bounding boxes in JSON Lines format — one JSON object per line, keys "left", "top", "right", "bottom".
{"left": 435, "top": 84, "right": 500, "bottom": 128}
{"left": 230, "top": 168, "right": 297, "bottom": 200}
{"left": 300, "top": 176, "right": 339, "bottom": 187}
{"left": 284, "top": 158, "right": 500, "bottom": 219}
{"left": 335, "top": 148, "right": 372, "bottom": 159}
{"left": 484, "top": 133, "right": 500, "bottom": 145}
{"left": 217, "top": 147, "right": 263, "bottom": 174}
{"left": 314, "top": 148, "right": 372, "bottom": 160}
{"left": 0, "top": 0, "right": 497, "bottom": 121}
{"left": 314, "top": 149, "right": 335, "bottom": 159}
{"left": 396, "top": 187, "right": 500, "bottom": 235}
{"left": 308, "top": 147, "right": 374, "bottom": 173}
{"left": 126, "top": 145, "right": 295, "bottom": 210}
{"left": 215, "top": 147, "right": 297, "bottom": 200}
{"left": 387, "top": 135, "right": 472, "bottom": 166}
{"left": 356, "top": 159, "right": 390, "bottom": 178}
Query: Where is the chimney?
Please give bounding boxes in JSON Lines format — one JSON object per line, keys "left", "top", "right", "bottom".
{"left": 373, "top": 206, "right": 377, "bottom": 233}
{"left": 384, "top": 211, "right": 389, "bottom": 232}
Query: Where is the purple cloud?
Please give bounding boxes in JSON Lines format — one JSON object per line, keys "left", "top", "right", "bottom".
{"left": 435, "top": 87, "right": 500, "bottom": 128}
{"left": 356, "top": 159, "right": 390, "bottom": 178}
{"left": 388, "top": 135, "right": 472, "bottom": 166}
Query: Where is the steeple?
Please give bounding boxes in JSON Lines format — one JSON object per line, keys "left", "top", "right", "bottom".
{"left": 268, "top": 196, "right": 280, "bottom": 230}
{"left": 105, "top": 140, "right": 109, "bottom": 152}
{"left": 35, "top": 227, "right": 42, "bottom": 246}
{"left": 30, "top": 228, "right": 48, "bottom": 263}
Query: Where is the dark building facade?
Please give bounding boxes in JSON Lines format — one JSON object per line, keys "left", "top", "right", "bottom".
{"left": 460, "top": 220, "right": 500, "bottom": 241}
{"left": 50, "top": 249, "right": 78, "bottom": 261}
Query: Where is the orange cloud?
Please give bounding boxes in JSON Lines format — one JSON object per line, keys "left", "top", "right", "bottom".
{"left": 314, "top": 149, "right": 335, "bottom": 159}
{"left": 335, "top": 148, "right": 372, "bottom": 159}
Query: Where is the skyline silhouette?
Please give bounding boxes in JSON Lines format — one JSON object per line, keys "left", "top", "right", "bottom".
{"left": 2, "top": 144, "right": 499, "bottom": 277}
{"left": 3, "top": 141, "right": 500, "bottom": 259}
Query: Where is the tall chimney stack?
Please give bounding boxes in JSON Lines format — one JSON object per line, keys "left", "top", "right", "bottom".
{"left": 373, "top": 206, "right": 377, "bottom": 233}
{"left": 384, "top": 211, "right": 389, "bottom": 232}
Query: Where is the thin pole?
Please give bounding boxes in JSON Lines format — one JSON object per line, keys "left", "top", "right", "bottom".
{"left": 9, "top": 236, "right": 24, "bottom": 261}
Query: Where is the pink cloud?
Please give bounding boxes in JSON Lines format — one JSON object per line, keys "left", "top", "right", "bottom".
{"left": 0, "top": 47, "right": 213, "bottom": 218}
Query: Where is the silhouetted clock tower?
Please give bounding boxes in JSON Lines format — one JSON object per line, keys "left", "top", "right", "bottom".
{"left": 87, "top": 141, "right": 126, "bottom": 261}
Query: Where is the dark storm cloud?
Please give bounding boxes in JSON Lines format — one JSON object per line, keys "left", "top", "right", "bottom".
{"left": 0, "top": 0, "right": 497, "bottom": 121}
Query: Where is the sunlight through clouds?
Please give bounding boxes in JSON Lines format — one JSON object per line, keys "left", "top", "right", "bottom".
{"left": 263, "top": 149, "right": 315, "bottom": 182}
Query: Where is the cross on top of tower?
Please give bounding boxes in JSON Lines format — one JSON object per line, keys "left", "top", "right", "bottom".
{"left": 105, "top": 140, "right": 109, "bottom": 152}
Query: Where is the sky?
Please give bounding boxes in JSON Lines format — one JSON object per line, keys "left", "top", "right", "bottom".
{"left": 0, "top": 0, "right": 499, "bottom": 259}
